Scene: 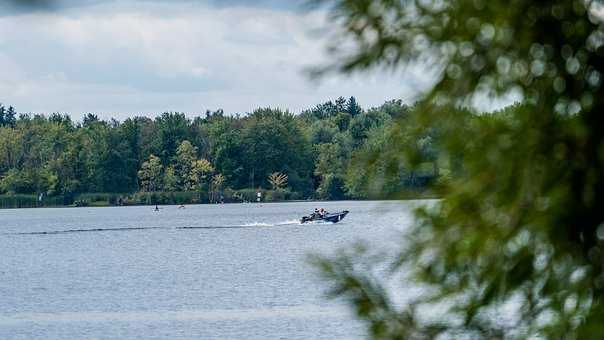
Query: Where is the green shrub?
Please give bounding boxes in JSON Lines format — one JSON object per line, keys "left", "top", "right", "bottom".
{"left": 0, "top": 194, "right": 66, "bottom": 209}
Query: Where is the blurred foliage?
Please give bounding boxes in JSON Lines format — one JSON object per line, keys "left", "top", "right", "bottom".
{"left": 311, "top": 0, "right": 604, "bottom": 338}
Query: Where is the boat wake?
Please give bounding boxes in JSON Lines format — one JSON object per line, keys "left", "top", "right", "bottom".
{"left": 227, "top": 219, "right": 303, "bottom": 228}
{"left": 7, "top": 219, "right": 333, "bottom": 236}
{"left": 9, "top": 226, "right": 163, "bottom": 235}
{"left": 238, "top": 222, "right": 273, "bottom": 227}
{"left": 276, "top": 219, "right": 304, "bottom": 226}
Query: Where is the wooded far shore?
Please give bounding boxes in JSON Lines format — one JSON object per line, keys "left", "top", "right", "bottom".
{"left": 0, "top": 190, "right": 438, "bottom": 209}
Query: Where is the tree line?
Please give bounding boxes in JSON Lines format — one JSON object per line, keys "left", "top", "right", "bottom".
{"left": 0, "top": 97, "right": 440, "bottom": 203}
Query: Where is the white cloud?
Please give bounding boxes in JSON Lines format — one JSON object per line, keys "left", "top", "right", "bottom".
{"left": 0, "top": 0, "right": 432, "bottom": 119}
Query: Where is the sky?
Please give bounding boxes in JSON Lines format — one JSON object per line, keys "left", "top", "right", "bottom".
{"left": 0, "top": 0, "right": 436, "bottom": 119}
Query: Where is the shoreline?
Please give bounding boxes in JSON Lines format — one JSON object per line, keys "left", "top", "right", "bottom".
{"left": 0, "top": 192, "right": 440, "bottom": 210}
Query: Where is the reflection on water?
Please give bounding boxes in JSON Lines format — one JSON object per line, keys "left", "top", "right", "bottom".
{"left": 0, "top": 200, "right": 420, "bottom": 339}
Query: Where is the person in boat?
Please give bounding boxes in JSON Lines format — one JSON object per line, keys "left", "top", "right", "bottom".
{"left": 313, "top": 208, "right": 320, "bottom": 218}
{"left": 319, "top": 208, "right": 327, "bottom": 217}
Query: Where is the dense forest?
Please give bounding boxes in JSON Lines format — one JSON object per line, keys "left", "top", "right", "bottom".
{"left": 0, "top": 97, "right": 441, "bottom": 206}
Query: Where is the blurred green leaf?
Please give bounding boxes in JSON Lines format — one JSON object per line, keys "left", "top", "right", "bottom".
{"left": 313, "top": 0, "right": 604, "bottom": 337}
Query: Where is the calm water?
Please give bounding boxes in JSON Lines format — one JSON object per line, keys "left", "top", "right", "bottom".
{"left": 0, "top": 200, "right": 421, "bottom": 339}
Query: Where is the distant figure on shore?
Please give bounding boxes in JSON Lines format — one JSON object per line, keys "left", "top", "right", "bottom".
{"left": 154, "top": 205, "right": 159, "bottom": 211}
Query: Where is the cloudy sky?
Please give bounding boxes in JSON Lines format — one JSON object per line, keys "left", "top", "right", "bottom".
{"left": 0, "top": 0, "right": 434, "bottom": 119}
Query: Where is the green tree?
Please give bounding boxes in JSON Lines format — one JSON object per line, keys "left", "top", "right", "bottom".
{"left": 314, "top": 142, "right": 348, "bottom": 200}
{"left": 82, "top": 113, "right": 100, "bottom": 127}
{"left": 309, "top": 120, "right": 339, "bottom": 145}
{"left": 197, "top": 115, "right": 244, "bottom": 187}
{"left": 344, "top": 114, "right": 438, "bottom": 199}
{"left": 0, "top": 104, "right": 16, "bottom": 128}
{"left": 313, "top": 0, "right": 604, "bottom": 338}
{"left": 346, "top": 96, "right": 361, "bottom": 117}
{"left": 120, "top": 118, "right": 142, "bottom": 182}
{"left": 100, "top": 124, "right": 138, "bottom": 192}
{"left": 241, "top": 108, "right": 313, "bottom": 192}
{"left": 316, "top": 173, "right": 346, "bottom": 200}
{"left": 0, "top": 127, "right": 23, "bottom": 174}
{"left": 348, "top": 109, "right": 391, "bottom": 147}
{"left": 78, "top": 118, "right": 109, "bottom": 192}
{"left": 189, "top": 159, "right": 214, "bottom": 191}
{"left": 375, "top": 100, "right": 412, "bottom": 119}
{"left": 155, "top": 112, "right": 189, "bottom": 164}
{"left": 138, "top": 154, "right": 162, "bottom": 192}
{"left": 5, "top": 106, "right": 16, "bottom": 128}
{"left": 300, "top": 96, "right": 348, "bottom": 121}
{"left": 174, "top": 140, "right": 198, "bottom": 190}
{"left": 163, "top": 165, "right": 179, "bottom": 192}
{"left": 330, "top": 111, "right": 352, "bottom": 132}
{"left": 211, "top": 173, "right": 225, "bottom": 191}
{"left": 210, "top": 173, "right": 226, "bottom": 202}
{"left": 344, "top": 124, "right": 405, "bottom": 198}
{"left": 135, "top": 116, "right": 159, "bottom": 164}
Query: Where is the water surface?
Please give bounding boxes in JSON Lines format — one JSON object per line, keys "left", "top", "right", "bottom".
{"left": 0, "top": 200, "right": 418, "bottom": 339}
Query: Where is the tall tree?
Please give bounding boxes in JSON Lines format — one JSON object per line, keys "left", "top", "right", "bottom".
{"left": 346, "top": 96, "right": 361, "bottom": 117}
{"left": 348, "top": 109, "right": 391, "bottom": 147}
{"left": 240, "top": 108, "right": 313, "bottom": 192}
{"left": 162, "top": 165, "right": 179, "bottom": 192}
{"left": 0, "top": 104, "right": 5, "bottom": 127}
{"left": 82, "top": 113, "right": 99, "bottom": 127}
{"left": 174, "top": 140, "right": 197, "bottom": 190}
{"left": 314, "top": 142, "right": 347, "bottom": 200}
{"left": 210, "top": 173, "right": 226, "bottom": 202}
{"left": 100, "top": 127, "right": 138, "bottom": 192}
{"left": 138, "top": 154, "right": 163, "bottom": 192}
{"left": 189, "top": 159, "right": 214, "bottom": 191}
{"left": 155, "top": 112, "right": 189, "bottom": 165}
{"left": 5, "top": 106, "right": 16, "bottom": 127}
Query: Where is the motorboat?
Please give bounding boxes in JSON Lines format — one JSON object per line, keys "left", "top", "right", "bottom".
{"left": 300, "top": 210, "right": 349, "bottom": 224}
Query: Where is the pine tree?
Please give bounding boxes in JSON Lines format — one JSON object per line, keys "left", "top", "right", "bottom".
{"left": 334, "top": 96, "right": 346, "bottom": 112}
{"left": 5, "top": 106, "right": 16, "bottom": 128}
{"left": 346, "top": 96, "right": 361, "bottom": 117}
{"left": 0, "top": 104, "right": 5, "bottom": 127}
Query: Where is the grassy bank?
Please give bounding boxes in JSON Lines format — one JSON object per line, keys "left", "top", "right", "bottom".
{"left": 0, "top": 189, "right": 306, "bottom": 209}
{"left": 0, "top": 194, "right": 69, "bottom": 209}
{"left": 0, "top": 189, "right": 438, "bottom": 209}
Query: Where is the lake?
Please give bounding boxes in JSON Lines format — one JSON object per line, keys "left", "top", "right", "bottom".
{"left": 0, "top": 200, "right": 420, "bottom": 339}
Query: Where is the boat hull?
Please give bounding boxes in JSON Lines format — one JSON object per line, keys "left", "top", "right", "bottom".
{"left": 301, "top": 210, "right": 349, "bottom": 224}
